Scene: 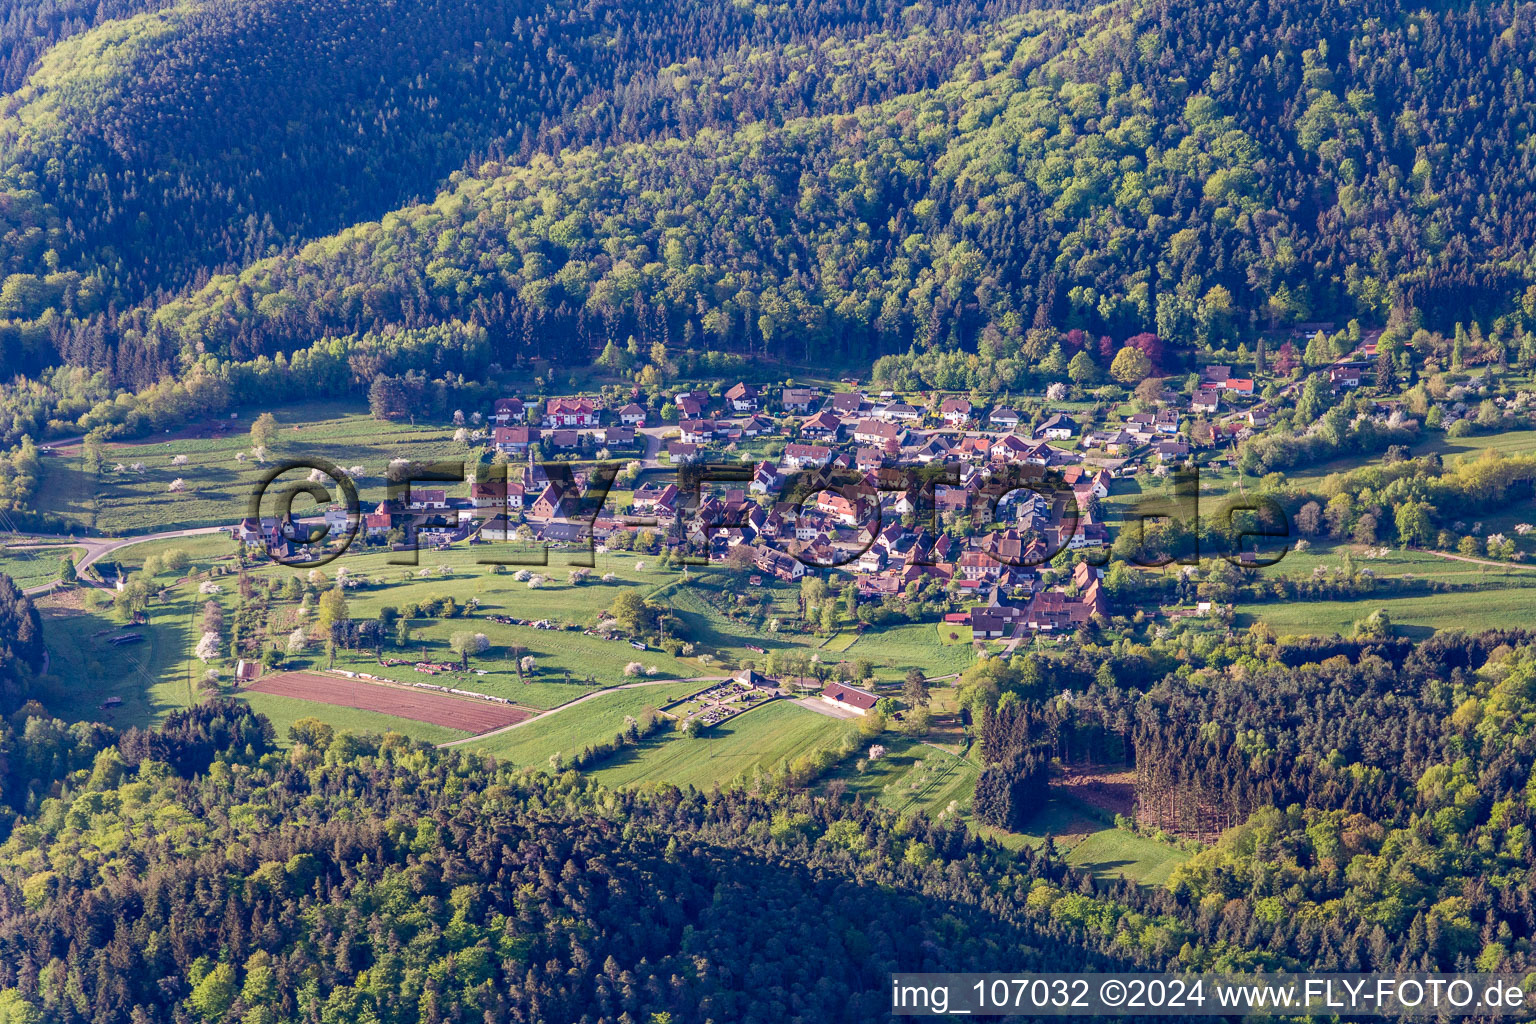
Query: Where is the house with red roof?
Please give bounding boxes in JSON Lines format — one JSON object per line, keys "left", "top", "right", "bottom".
{"left": 544, "top": 397, "right": 598, "bottom": 427}
{"left": 821, "top": 682, "right": 879, "bottom": 715}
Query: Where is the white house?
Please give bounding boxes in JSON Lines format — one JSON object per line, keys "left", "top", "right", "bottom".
{"left": 1035, "top": 413, "right": 1078, "bottom": 440}
{"left": 940, "top": 397, "right": 972, "bottom": 426}
{"left": 853, "top": 419, "right": 903, "bottom": 446}
{"left": 783, "top": 443, "right": 832, "bottom": 470}
{"left": 750, "top": 463, "right": 782, "bottom": 495}
{"left": 725, "top": 382, "right": 760, "bottom": 412}
{"left": 821, "top": 682, "right": 879, "bottom": 715}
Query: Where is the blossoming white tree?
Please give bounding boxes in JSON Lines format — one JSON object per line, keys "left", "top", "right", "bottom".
{"left": 195, "top": 631, "right": 221, "bottom": 662}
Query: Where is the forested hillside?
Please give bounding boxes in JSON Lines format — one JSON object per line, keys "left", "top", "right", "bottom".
{"left": 2, "top": 0, "right": 1534, "bottom": 400}
{"left": 3, "top": 620, "right": 1536, "bottom": 1021}
{"left": 0, "top": 0, "right": 164, "bottom": 92}
{"left": 0, "top": 0, "right": 1005, "bottom": 373}
{"left": 967, "top": 627, "right": 1536, "bottom": 973}
{"left": 0, "top": 702, "right": 1138, "bottom": 1023}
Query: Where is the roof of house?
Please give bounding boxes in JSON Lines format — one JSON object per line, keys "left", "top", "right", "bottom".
{"left": 548, "top": 396, "right": 596, "bottom": 413}
{"left": 1037, "top": 413, "right": 1077, "bottom": 431}
{"left": 493, "top": 425, "right": 536, "bottom": 442}
{"left": 854, "top": 418, "right": 900, "bottom": 439}
{"left": 821, "top": 682, "right": 879, "bottom": 710}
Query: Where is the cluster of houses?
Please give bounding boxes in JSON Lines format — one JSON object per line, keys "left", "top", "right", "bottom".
{"left": 489, "top": 395, "right": 642, "bottom": 455}
{"left": 234, "top": 380, "right": 1214, "bottom": 639}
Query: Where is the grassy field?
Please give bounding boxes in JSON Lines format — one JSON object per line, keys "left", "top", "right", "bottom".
{"left": 663, "top": 577, "right": 818, "bottom": 660}
{"left": 1416, "top": 426, "right": 1536, "bottom": 460}
{"left": 31, "top": 543, "right": 716, "bottom": 734}
{"left": 34, "top": 400, "right": 470, "bottom": 534}
{"left": 822, "top": 631, "right": 859, "bottom": 653}
{"left": 34, "top": 585, "right": 500, "bottom": 743}
{"left": 936, "top": 622, "right": 973, "bottom": 645}
{"left": 824, "top": 736, "right": 980, "bottom": 818}
{"left": 34, "top": 592, "right": 200, "bottom": 727}
{"left": 261, "top": 551, "right": 983, "bottom": 685}
{"left": 468, "top": 683, "right": 696, "bottom": 767}
{"left": 107, "top": 533, "right": 237, "bottom": 572}
{"left": 328, "top": 621, "right": 700, "bottom": 710}
{"left": 988, "top": 795, "right": 1189, "bottom": 886}
{"left": 589, "top": 699, "right": 851, "bottom": 789}
{"left": 0, "top": 545, "right": 84, "bottom": 588}
{"left": 1239, "top": 585, "right": 1536, "bottom": 637}
{"left": 292, "top": 549, "right": 704, "bottom": 706}
{"left": 1256, "top": 541, "right": 1536, "bottom": 582}
{"left": 835, "top": 621, "right": 976, "bottom": 682}
{"left": 326, "top": 550, "right": 671, "bottom": 619}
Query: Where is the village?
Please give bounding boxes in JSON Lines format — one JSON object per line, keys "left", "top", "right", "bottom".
{"left": 227, "top": 330, "right": 1384, "bottom": 647}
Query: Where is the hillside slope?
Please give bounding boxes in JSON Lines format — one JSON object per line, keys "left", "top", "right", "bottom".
{"left": 0, "top": 0, "right": 999, "bottom": 363}
{"left": 0, "top": 702, "right": 1137, "bottom": 1023}
{"left": 114, "top": 0, "right": 1536, "bottom": 377}
{"left": 1, "top": 0, "right": 1535, "bottom": 463}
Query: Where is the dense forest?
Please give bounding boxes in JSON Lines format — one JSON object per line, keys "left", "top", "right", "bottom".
{"left": 3, "top": 0, "right": 1536, "bottom": 424}
{"left": 0, "top": 618, "right": 1534, "bottom": 1020}
{"left": 0, "top": 0, "right": 164, "bottom": 92}
{"left": 0, "top": 0, "right": 1014, "bottom": 373}
{"left": 0, "top": 701, "right": 1143, "bottom": 1024}
{"left": 958, "top": 626, "right": 1536, "bottom": 974}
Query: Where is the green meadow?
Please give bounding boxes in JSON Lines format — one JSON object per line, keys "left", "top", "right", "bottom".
{"left": 34, "top": 400, "right": 471, "bottom": 534}
{"left": 0, "top": 545, "right": 85, "bottom": 588}
{"left": 36, "top": 594, "right": 200, "bottom": 727}
{"left": 466, "top": 683, "right": 695, "bottom": 767}
{"left": 834, "top": 621, "right": 976, "bottom": 682}
{"left": 1239, "top": 586, "right": 1536, "bottom": 638}
{"left": 985, "top": 795, "right": 1189, "bottom": 886}
{"left": 822, "top": 735, "right": 980, "bottom": 818}
{"left": 589, "top": 700, "right": 851, "bottom": 790}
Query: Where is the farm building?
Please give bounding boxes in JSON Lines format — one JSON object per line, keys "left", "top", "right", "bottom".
{"left": 821, "top": 682, "right": 879, "bottom": 715}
